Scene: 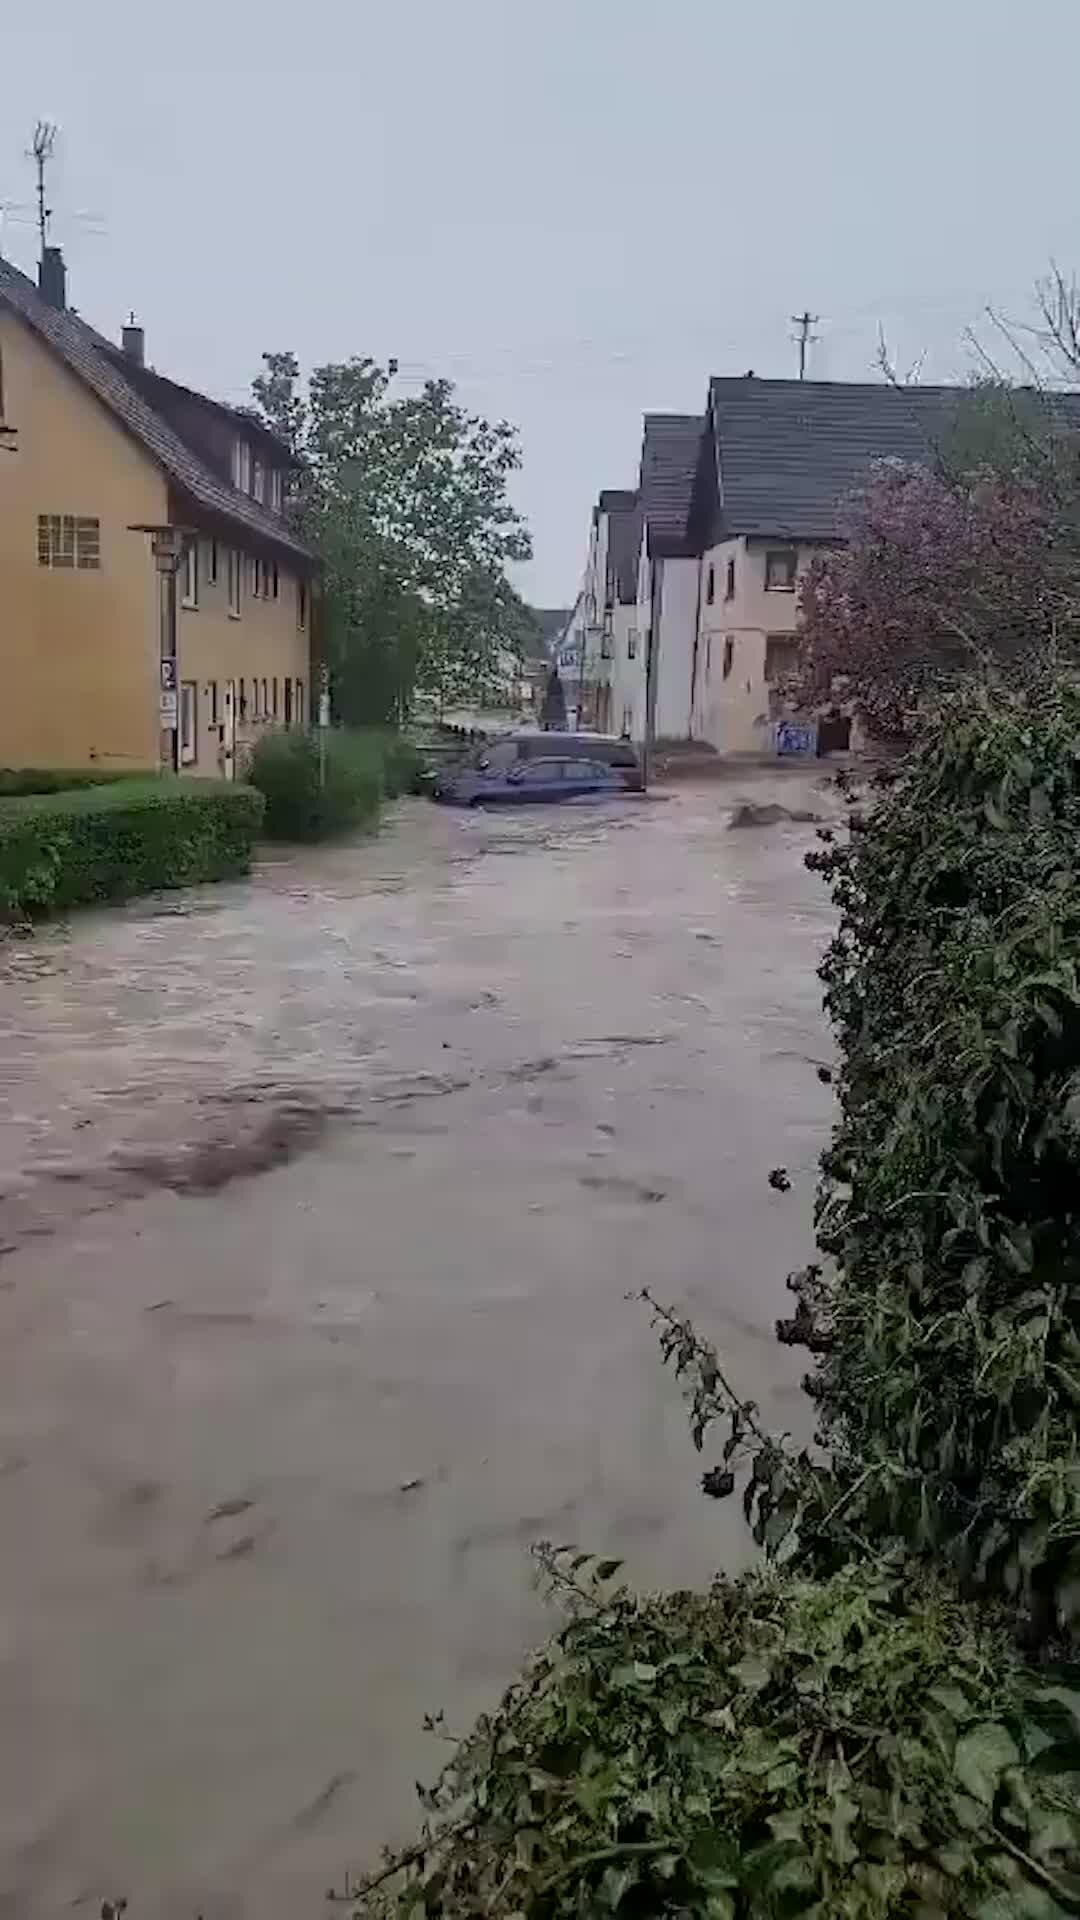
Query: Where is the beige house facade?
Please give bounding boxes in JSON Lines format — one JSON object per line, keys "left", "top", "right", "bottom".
{"left": 691, "top": 536, "right": 813, "bottom": 753}
{"left": 0, "top": 249, "right": 314, "bottom": 776}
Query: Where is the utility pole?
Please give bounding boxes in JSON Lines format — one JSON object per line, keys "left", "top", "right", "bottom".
{"left": 30, "top": 121, "right": 56, "bottom": 255}
{"left": 791, "top": 310, "right": 819, "bottom": 381}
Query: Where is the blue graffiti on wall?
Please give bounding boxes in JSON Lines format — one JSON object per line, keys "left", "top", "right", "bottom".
{"left": 776, "top": 721, "right": 816, "bottom": 757}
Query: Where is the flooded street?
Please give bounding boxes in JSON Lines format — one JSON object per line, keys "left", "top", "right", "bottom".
{"left": 0, "top": 777, "right": 836, "bottom": 1918}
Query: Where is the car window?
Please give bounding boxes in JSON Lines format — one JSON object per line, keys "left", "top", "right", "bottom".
{"left": 526, "top": 761, "right": 565, "bottom": 783}
{"left": 485, "top": 741, "right": 518, "bottom": 771}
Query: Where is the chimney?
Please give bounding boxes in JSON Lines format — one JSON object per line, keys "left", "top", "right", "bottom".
{"left": 121, "top": 313, "right": 145, "bottom": 367}
{"left": 38, "top": 245, "right": 67, "bottom": 311}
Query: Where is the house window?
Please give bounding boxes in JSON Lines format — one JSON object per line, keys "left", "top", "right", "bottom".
{"left": 706, "top": 564, "right": 715, "bottom": 606}
{"left": 765, "top": 635, "right": 800, "bottom": 682}
{"left": 270, "top": 470, "right": 284, "bottom": 514}
{"left": 271, "top": 562, "right": 279, "bottom": 601}
{"left": 232, "top": 440, "right": 251, "bottom": 492}
{"left": 725, "top": 556, "right": 735, "bottom": 600}
{"left": 723, "top": 636, "right": 735, "bottom": 679}
{"left": 181, "top": 540, "right": 198, "bottom": 608}
{"left": 283, "top": 677, "right": 293, "bottom": 725}
{"left": 627, "top": 628, "right": 637, "bottom": 660}
{"left": 75, "top": 518, "right": 100, "bottom": 569}
{"left": 765, "top": 549, "right": 798, "bottom": 592}
{"left": 238, "top": 677, "right": 247, "bottom": 720}
{"left": 297, "top": 580, "right": 307, "bottom": 630}
{"left": 208, "top": 680, "right": 219, "bottom": 726}
{"left": 227, "top": 547, "right": 241, "bottom": 617}
{"left": 37, "top": 513, "right": 100, "bottom": 569}
{"left": 179, "top": 681, "right": 197, "bottom": 765}
{"left": 250, "top": 555, "right": 260, "bottom": 597}
{"left": 262, "top": 677, "right": 269, "bottom": 719}
{"left": 253, "top": 458, "right": 265, "bottom": 504}
{"left": 295, "top": 679, "right": 304, "bottom": 726}
{"left": 208, "top": 540, "right": 218, "bottom": 585}
{"left": 272, "top": 676, "right": 278, "bottom": 718}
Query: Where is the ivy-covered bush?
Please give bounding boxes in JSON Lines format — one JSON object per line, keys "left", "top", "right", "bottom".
{"left": 0, "top": 778, "right": 263, "bottom": 917}
{"left": 249, "top": 728, "right": 383, "bottom": 840}
{"left": 789, "top": 680, "right": 1080, "bottom": 1638}
{"left": 355, "top": 1550, "right": 1080, "bottom": 1918}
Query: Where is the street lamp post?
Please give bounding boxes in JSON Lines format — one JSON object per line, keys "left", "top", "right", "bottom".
{"left": 129, "top": 523, "right": 192, "bottom": 773}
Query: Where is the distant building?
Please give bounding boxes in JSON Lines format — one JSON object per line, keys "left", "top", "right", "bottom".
{"left": 566, "top": 376, "right": 1045, "bottom": 756}
{"left": 0, "top": 249, "right": 315, "bottom": 774}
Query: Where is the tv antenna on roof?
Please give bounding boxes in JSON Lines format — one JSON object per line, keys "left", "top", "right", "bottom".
{"left": 29, "top": 121, "right": 57, "bottom": 253}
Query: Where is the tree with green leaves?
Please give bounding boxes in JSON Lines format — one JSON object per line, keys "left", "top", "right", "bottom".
{"left": 251, "top": 351, "right": 533, "bottom": 724}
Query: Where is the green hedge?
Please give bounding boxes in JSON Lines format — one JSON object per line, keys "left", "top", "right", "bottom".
{"left": 0, "top": 778, "right": 264, "bottom": 917}
{"left": 249, "top": 729, "right": 387, "bottom": 840}
{"left": 0, "top": 766, "right": 151, "bottom": 797}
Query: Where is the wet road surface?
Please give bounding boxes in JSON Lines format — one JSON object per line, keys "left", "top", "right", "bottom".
{"left": 0, "top": 777, "right": 837, "bottom": 1917}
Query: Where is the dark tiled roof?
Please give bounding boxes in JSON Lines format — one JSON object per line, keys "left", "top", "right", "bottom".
{"left": 708, "top": 376, "right": 1080, "bottom": 542}
{"left": 639, "top": 413, "right": 703, "bottom": 554}
{"left": 605, "top": 493, "right": 640, "bottom": 604}
{"left": 0, "top": 257, "right": 312, "bottom": 561}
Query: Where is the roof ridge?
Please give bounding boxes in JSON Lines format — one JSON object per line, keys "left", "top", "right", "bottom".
{"left": 0, "top": 257, "right": 312, "bottom": 561}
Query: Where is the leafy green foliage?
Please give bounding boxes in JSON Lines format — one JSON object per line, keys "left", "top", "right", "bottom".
{"left": 251, "top": 351, "right": 533, "bottom": 720}
{"left": 248, "top": 729, "right": 384, "bottom": 841}
{"left": 351, "top": 1552, "right": 1080, "bottom": 1918}
{"left": 0, "top": 779, "right": 263, "bottom": 917}
{"left": 788, "top": 679, "right": 1080, "bottom": 1638}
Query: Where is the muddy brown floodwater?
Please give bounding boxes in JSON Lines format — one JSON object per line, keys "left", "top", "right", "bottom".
{"left": 0, "top": 775, "right": 838, "bottom": 1919}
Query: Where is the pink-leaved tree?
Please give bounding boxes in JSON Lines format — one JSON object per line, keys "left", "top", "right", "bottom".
{"left": 796, "top": 456, "right": 1080, "bottom": 739}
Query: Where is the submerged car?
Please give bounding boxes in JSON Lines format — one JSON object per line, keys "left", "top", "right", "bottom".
{"left": 433, "top": 751, "right": 633, "bottom": 807}
{"left": 432, "top": 729, "right": 643, "bottom": 804}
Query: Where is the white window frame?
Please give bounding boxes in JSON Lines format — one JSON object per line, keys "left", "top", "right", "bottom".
{"left": 270, "top": 470, "right": 284, "bottom": 513}
{"left": 181, "top": 539, "right": 198, "bottom": 609}
{"left": 227, "top": 547, "right": 241, "bottom": 618}
{"left": 253, "top": 458, "right": 265, "bottom": 504}
{"left": 38, "top": 513, "right": 100, "bottom": 570}
{"left": 764, "top": 549, "right": 798, "bottom": 593}
{"left": 232, "top": 439, "right": 252, "bottom": 493}
{"left": 179, "top": 681, "right": 197, "bottom": 765}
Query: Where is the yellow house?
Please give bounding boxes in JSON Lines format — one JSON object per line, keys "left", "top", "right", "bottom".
{"left": 0, "top": 248, "right": 315, "bottom": 777}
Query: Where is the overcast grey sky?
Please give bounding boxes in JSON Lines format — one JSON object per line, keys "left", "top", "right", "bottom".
{"left": 5, "top": 0, "right": 1080, "bottom": 604}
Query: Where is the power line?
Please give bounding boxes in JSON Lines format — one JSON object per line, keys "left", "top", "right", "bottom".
{"left": 791, "top": 309, "right": 819, "bottom": 380}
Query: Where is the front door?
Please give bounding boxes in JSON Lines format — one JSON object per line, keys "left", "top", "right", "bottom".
{"left": 221, "top": 679, "right": 236, "bottom": 781}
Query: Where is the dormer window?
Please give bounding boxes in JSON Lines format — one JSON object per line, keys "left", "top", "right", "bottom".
{"left": 232, "top": 439, "right": 251, "bottom": 493}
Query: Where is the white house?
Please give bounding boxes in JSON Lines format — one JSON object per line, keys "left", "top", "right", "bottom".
{"left": 569, "top": 376, "right": 990, "bottom": 758}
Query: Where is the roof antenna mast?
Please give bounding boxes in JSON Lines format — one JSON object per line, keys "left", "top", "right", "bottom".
{"left": 791, "top": 309, "right": 819, "bottom": 380}
{"left": 30, "top": 120, "right": 57, "bottom": 257}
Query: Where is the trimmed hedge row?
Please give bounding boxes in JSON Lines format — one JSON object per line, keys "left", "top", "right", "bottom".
{"left": 0, "top": 766, "right": 151, "bottom": 797}
{"left": 0, "top": 778, "right": 264, "bottom": 918}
